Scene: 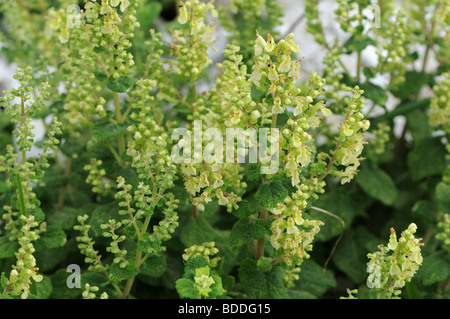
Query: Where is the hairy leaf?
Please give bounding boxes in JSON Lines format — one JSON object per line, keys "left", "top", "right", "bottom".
{"left": 254, "top": 181, "right": 288, "bottom": 209}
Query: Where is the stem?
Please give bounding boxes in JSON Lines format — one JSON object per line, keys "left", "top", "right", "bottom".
{"left": 192, "top": 205, "right": 199, "bottom": 219}
{"left": 16, "top": 174, "right": 27, "bottom": 218}
{"left": 192, "top": 83, "right": 197, "bottom": 102}
{"left": 271, "top": 113, "right": 278, "bottom": 129}
{"left": 121, "top": 183, "right": 165, "bottom": 299}
{"left": 121, "top": 269, "right": 136, "bottom": 299}
{"left": 310, "top": 206, "right": 345, "bottom": 271}
{"left": 106, "top": 141, "right": 126, "bottom": 167}
{"left": 421, "top": 44, "right": 430, "bottom": 72}
{"left": 318, "top": 103, "right": 353, "bottom": 182}
{"left": 356, "top": 51, "right": 362, "bottom": 82}
{"left": 113, "top": 92, "right": 126, "bottom": 155}
{"left": 20, "top": 89, "right": 26, "bottom": 165}
{"left": 356, "top": 4, "right": 363, "bottom": 82}
{"left": 255, "top": 209, "right": 267, "bottom": 260}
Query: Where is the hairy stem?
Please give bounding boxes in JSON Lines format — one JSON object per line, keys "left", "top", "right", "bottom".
{"left": 121, "top": 183, "right": 165, "bottom": 299}
{"left": 113, "top": 92, "right": 126, "bottom": 155}
{"left": 255, "top": 209, "right": 267, "bottom": 260}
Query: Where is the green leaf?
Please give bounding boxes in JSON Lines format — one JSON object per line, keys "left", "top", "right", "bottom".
{"left": 374, "top": 98, "right": 430, "bottom": 121}
{"left": 435, "top": 182, "right": 450, "bottom": 215}
{"left": 287, "top": 289, "right": 317, "bottom": 299}
{"left": 107, "top": 76, "right": 134, "bottom": 93}
{"left": 332, "top": 226, "right": 376, "bottom": 284}
{"left": 88, "top": 202, "right": 122, "bottom": 237}
{"left": 109, "top": 260, "right": 139, "bottom": 284}
{"left": 210, "top": 274, "right": 227, "bottom": 298}
{"left": 50, "top": 268, "right": 82, "bottom": 299}
{"left": 412, "top": 200, "right": 437, "bottom": 228}
{"left": 35, "top": 246, "right": 69, "bottom": 273}
{"left": 310, "top": 190, "right": 362, "bottom": 241}
{"left": 358, "top": 81, "right": 388, "bottom": 106}
{"left": 405, "top": 280, "right": 420, "bottom": 299}
{"left": 1, "top": 272, "right": 9, "bottom": 290}
{"left": 415, "top": 251, "right": 450, "bottom": 286}
{"left": 81, "top": 271, "right": 118, "bottom": 298}
{"left": 183, "top": 255, "right": 210, "bottom": 279}
{"left": 407, "top": 109, "right": 432, "bottom": 143}
{"left": 256, "top": 256, "right": 272, "bottom": 272}
{"left": 179, "top": 214, "right": 216, "bottom": 247}
{"left": 391, "top": 71, "right": 427, "bottom": 100}
{"left": 137, "top": 1, "right": 163, "bottom": 28}
{"left": 29, "top": 275, "right": 53, "bottom": 299}
{"left": 246, "top": 163, "right": 262, "bottom": 181}
{"left": 137, "top": 233, "right": 162, "bottom": 254}
{"left": 293, "top": 259, "right": 337, "bottom": 297}
{"left": 238, "top": 259, "right": 287, "bottom": 298}
{"left": 46, "top": 207, "right": 79, "bottom": 231}
{"left": 0, "top": 180, "right": 8, "bottom": 193}
{"left": 93, "top": 71, "right": 108, "bottom": 82}
{"left": 222, "top": 275, "right": 235, "bottom": 292}
{"left": 176, "top": 278, "right": 198, "bottom": 299}
{"left": 59, "top": 138, "right": 86, "bottom": 157}
{"left": 254, "top": 181, "right": 288, "bottom": 209}
{"left": 0, "top": 236, "right": 20, "bottom": 259}
{"left": 343, "top": 35, "right": 376, "bottom": 53}
{"left": 139, "top": 254, "right": 167, "bottom": 278}
{"left": 407, "top": 137, "right": 447, "bottom": 181}
{"left": 231, "top": 199, "right": 254, "bottom": 219}
{"left": 362, "top": 66, "right": 376, "bottom": 80}
{"left": 171, "top": 103, "right": 193, "bottom": 114}
{"left": 123, "top": 220, "right": 143, "bottom": 239}
{"left": 90, "top": 121, "right": 127, "bottom": 141}
{"left": 355, "top": 165, "right": 398, "bottom": 206}
{"left": 29, "top": 207, "right": 45, "bottom": 224}
{"left": 34, "top": 225, "right": 67, "bottom": 252}
{"left": 229, "top": 218, "right": 266, "bottom": 250}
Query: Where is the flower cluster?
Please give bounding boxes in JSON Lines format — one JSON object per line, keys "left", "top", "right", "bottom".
{"left": 366, "top": 223, "right": 423, "bottom": 298}
{"left": 151, "top": 193, "right": 180, "bottom": 247}
{"left": 429, "top": 73, "right": 450, "bottom": 133}
{"left": 283, "top": 267, "right": 301, "bottom": 288}
{"left": 0, "top": 68, "right": 61, "bottom": 224}
{"left": 182, "top": 241, "right": 221, "bottom": 268}
{"left": 44, "top": 0, "right": 140, "bottom": 131}
{"left": 365, "top": 122, "right": 391, "bottom": 162}
{"left": 193, "top": 266, "right": 216, "bottom": 298}
{"left": 305, "top": 0, "right": 326, "bottom": 46}
{"left": 7, "top": 215, "right": 45, "bottom": 299}
{"left": 218, "top": 0, "right": 283, "bottom": 64}
{"left": 74, "top": 214, "right": 105, "bottom": 272}
{"left": 84, "top": 158, "right": 112, "bottom": 196}
{"left": 0, "top": 68, "right": 62, "bottom": 299}
{"left": 101, "top": 219, "right": 129, "bottom": 268}
{"left": 82, "top": 283, "right": 109, "bottom": 299}
{"left": 269, "top": 184, "right": 324, "bottom": 267}
{"left": 171, "top": 0, "right": 217, "bottom": 80}
{"left": 114, "top": 176, "right": 179, "bottom": 255}
{"left": 373, "top": 3, "right": 409, "bottom": 88}
{"left": 332, "top": 87, "right": 370, "bottom": 184}
{"left": 82, "top": 283, "right": 99, "bottom": 299}
{"left": 436, "top": 214, "right": 450, "bottom": 253}
{"left": 199, "top": 32, "right": 369, "bottom": 268}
